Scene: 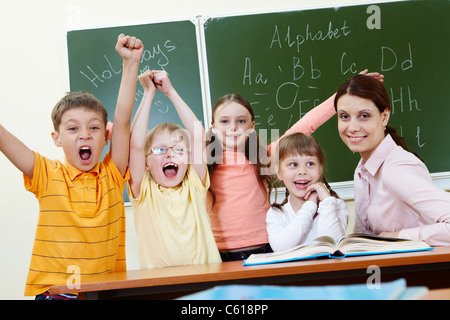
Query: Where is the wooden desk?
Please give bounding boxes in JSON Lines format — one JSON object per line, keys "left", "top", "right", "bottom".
{"left": 50, "top": 246, "right": 450, "bottom": 300}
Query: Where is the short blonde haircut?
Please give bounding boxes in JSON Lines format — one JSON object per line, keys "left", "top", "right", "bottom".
{"left": 145, "top": 122, "right": 191, "bottom": 154}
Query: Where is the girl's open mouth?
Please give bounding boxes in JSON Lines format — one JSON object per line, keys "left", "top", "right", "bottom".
{"left": 294, "top": 180, "right": 310, "bottom": 190}
{"left": 163, "top": 162, "right": 179, "bottom": 177}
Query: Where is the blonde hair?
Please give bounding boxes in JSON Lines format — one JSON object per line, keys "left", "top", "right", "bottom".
{"left": 145, "top": 122, "right": 191, "bottom": 154}
{"left": 272, "top": 133, "right": 338, "bottom": 209}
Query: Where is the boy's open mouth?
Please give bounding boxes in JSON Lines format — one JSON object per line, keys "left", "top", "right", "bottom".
{"left": 163, "top": 162, "right": 179, "bottom": 177}
{"left": 79, "top": 146, "right": 92, "bottom": 161}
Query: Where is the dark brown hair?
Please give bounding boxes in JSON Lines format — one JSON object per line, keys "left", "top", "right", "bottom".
{"left": 334, "top": 75, "right": 416, "bottom": 155}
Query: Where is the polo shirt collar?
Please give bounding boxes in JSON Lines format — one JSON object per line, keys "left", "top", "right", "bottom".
{"left": 356, "top": 135, "right": 396, "bottom": 177}
{"left": 64, "top": 158, "right": 100, "bottom": 180}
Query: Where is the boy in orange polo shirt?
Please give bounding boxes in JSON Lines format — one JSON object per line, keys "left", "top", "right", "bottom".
{"left": 0, "top": 34, "right": 143, "bottom": 299}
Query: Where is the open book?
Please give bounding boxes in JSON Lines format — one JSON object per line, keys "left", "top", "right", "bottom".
{"left": 243, "top": 233, "right": 432, "bottom": 266}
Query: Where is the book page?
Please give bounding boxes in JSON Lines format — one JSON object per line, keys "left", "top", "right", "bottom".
{"left": 245, "top": 238, "right": 336, "bottom": 265}
{"left": 338, "top": 234, "right": 431, "bottom": 254}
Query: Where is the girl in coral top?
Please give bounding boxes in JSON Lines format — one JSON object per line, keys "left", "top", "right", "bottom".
{"left": 205, "top": 93, "right": 333, "bottom": 261}
{"left": 204, "top": 70, "right": 382, "bottom": 261}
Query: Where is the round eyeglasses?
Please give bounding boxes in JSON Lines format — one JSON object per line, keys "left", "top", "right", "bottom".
{"left": 147, "top": 145, "right": 186, "bottom": 156}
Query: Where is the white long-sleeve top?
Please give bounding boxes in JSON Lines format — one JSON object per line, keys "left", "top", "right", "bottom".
{"left": 266, "top": 197, "right": 348, "bottom": 252}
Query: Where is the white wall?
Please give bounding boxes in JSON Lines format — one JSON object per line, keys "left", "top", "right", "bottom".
{"left": 0, "top": 0, "right": 392, "bottom": 300}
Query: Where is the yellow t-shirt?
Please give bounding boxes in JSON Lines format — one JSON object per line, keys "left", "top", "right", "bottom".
{"left": 23, "top": 151, "right": 129, "bottom": 296}
{"left": 128, "top": 166, "right": 221, "bottom": 269}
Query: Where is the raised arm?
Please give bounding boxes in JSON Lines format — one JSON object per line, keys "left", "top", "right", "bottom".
{"left": 110, "top": 34, "right": 143, "bottom": 177}
{"left": 152, "top": 70, "right": 207, "bottom": 183}
{"left": 267, "top": 70, "right": 384, "bottom": 155}
{"left": 128, "top": 70, "right": 157, "bottom": 198}
{"left": 0, "top": 124, "right": 35, "bottom": 179}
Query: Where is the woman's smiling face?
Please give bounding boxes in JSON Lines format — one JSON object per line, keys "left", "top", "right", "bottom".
{"left": 336, "top": 94, "right": 390, "bottom": 161}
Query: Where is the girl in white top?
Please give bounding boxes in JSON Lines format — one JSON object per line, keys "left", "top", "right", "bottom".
{"left": 266, "top": 133, "right": 348, "bottom": 252}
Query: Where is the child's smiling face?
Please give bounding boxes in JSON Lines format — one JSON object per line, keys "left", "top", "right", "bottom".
{"left": 212, "top": 101, "right": 255, "bottom": 152}
{"left": 51, "top": 108, "right": 108, "bottom": 172}
{"left": 276, "top": 153, "right": 322, "bottom": 202}
{"left": 145, "top": 130, "right": 189, "bottom": 188}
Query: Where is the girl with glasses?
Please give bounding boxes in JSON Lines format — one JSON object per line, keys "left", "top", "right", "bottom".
{"left": 127, "top": 70, "right": 220, "bottom": 269}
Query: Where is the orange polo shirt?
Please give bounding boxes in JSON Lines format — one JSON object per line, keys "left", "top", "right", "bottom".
{"left": 23, "top": 151, "right": 129, "bottom": 296}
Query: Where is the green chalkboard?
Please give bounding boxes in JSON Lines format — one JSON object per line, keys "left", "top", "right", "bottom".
{"left": 67, "top": 20, "right": 204, "bottom": 128}
{"left": 67, "top": 19, "right": 204, "bottom": 201}
{"left": 204, "top": 0, "right": 450, "bottom": 182}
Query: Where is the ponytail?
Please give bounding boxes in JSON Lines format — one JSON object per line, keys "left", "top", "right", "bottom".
{"left": 385, "top": 126, "right": 408, "bottom": 150}
{"left": 385, "top": 126, "right": 423, "bottom": 162}
{"left": 321, "top": 176, "right": 339, "bottom": 199}
{"left": 271, "top": 187, "right": 289, "bottom": 210}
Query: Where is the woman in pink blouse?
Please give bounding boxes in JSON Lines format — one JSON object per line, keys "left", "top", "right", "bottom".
{"left": 334, "top": 74, "right": 450, "bottom": 246}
